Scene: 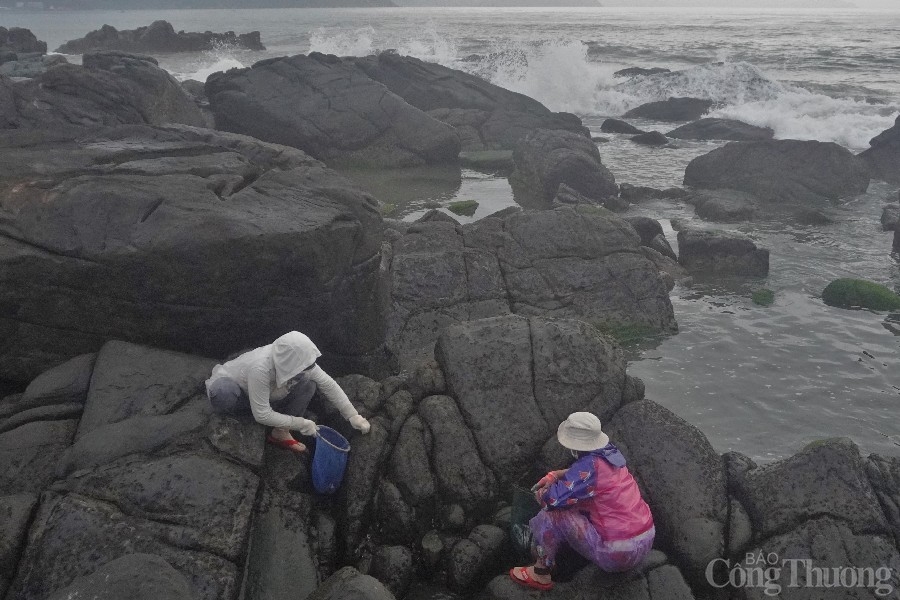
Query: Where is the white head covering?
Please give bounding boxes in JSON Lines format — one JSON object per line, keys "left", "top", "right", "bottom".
{"left": 557, "top": 412, "right": 610, "bottom": 452}
{"left": 271, "top": 331, "right": 322, "bottom": 387}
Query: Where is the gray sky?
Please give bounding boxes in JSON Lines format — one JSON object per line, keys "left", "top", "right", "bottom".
{"left": 401, "top": 0, "right": 899, "bottom": 7}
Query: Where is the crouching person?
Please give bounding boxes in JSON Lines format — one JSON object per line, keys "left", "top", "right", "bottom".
{"left": 510, "top": 412, "right": 655, "bottom": 591}
{"left": 205, "top": 330, "right": 370, "bottom": 452}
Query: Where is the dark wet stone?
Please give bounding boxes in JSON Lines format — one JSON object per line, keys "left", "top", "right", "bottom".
{"left": 677, "top": 229, "right": 769, "bottom": 276}
{"left": 0, "top": 402, "right": 82, "bottom": 435}
{"left": 371, "top": 545, "right": 414, "bottom": 598}
{"left": 0, "top": 419, "right": 78, "bottom": 495}
{"left": 44, "top": 554, "right": 193, "bottom": 600}
{"left": 0, "top": 493, "right": 38, "bottom": 594}
{"left": 861, "top": 115, "right": 900, "bottom": 184}
{"left": 601, "top": 118, "right": 645, "bottom": 135}
{"left": 631, "top": 131, "right": 669, "bottom": 146}
{"left": 306, "top": 566, "right": 396, "bottom": 600}
{"left": 667, "top": 118, "right": 774, "bottom": 141}
{"left": 624, "top": 97, "right": 713, "bottom": 122}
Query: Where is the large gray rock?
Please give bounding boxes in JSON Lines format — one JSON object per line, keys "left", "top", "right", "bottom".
{"left": 509, "top": 129, "right": 617, "bottom": 208}
{"left": 351, "top": 53, "right": 587, "bottom": 151}
{"left": 624, "top": 97, "right": 713, "bottom": 122}
{"left": 0, "top": 27, "right": 47, "bottom": 55}
{"left": 0, "top": 419, "right": 78, "bottom": 495}
{"left": 389, "top": 415, "right": 437, "bottom": 506}
{"left": 8, "top": 492, "right": 240, "bottom": 600}
{"left": 44, "top": 554, "right": 193, "bottom": 600}
{"left": 867, "top": 454, "right": 900, "bottom": 547}
{"left": 342, "top": 416, "right": 391, "bottom": 551}
{"left": 243, "top": 489, "right": 319, "bottom": 600}
{"left": 388, "top": 206, "right": 676, "bottom": 366}
{"left": 1, "top": 52, "right": 205, "bottom": 129}
{"left": 881, "top": 203, "right": 899, "bottom": 231}
{"left": 677, "top": 229, "right": 769, "bottom": 276}
{"left": 436, "top": 315, "right": 628, "bottom": 482}
{"left": 76, "top": 341, "right": 213, "bottom": 439}
{"left": 666, "top": 118, "right": 774, "bottom": 141}
{"left": 687, "top": 189, "right": 758, "bottom": 223}
{"left": 307, "top": 566, "right": 396, "bottom": 600}
{"left": 0, "top": 493, "right": 38, "bottom": 596}
{"left": 57, "top": 20, "right": 264, "bottom": 54}
{"left": 606, "top": 400, "right": 727, "bottom": 578}
{"left": 17, "top": 353, "right": 96, "bottom": 414}
{"left": 0, "top": 125, "right": 387, "bottom": 381}
{"left": 448, "top": 524, "right": 506, "bottom": 591}
{"left": 736, "top": 518, "right": 900, "bottom": 600}
{"left": 418, "top": 395, "right": 497, "bottom": 507}
{"left": 0, "top": 54, "right": 67, "bottom": 78}
{"left": 861, "top": 115, "right": 900, "bottom": 184}
{"left": 684, "top": 140, "right": 870, "bottom": 206}
{"left": 601, "top": 118, "right": 645, "bottom": 135}
{"left": 51, "top": 452, "right": 258, "bottom": 560}
{"left": 206, "top": 52, "right": 461, "bottom": 168}
{"left": 370, "top": 545, "right": 414, "bottom": 598}
{"left": 735, "top": 438, "right": 889, "bottom": 541}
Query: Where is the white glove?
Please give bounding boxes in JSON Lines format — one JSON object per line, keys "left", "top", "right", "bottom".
{"left": 349, "top": 415, "right": 371, "bottom": 434}
{"left": 290, "top": 417, "right": 318, "bottom": 436}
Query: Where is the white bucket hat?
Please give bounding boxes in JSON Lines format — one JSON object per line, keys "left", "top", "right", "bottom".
{"left": 557, "top": 412, "right": 610, "bottom": 451}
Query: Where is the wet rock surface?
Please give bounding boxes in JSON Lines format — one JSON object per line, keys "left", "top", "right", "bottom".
{"left": 57, "top": 20, "right": 265, "bottom": 54}
{"left": 509, "top": 129, "right": 618, "bottom": 208}
{"left": 624, "top": 97, "right": 713, "bottom": 122}
{"left": 861, "top": 115, "right": 900, "bottom": 184}
{"left": 666, "top": 118, "right": 774, "bottom": 141}
{"left": 386, "top": 206, "right": 676, "bottom": 367}
{"left": 677, "top": 229, "right": 770, "bottom": 276}
{"left": 0, "top": 124, "right": 386, "bottom": 381}
{"left": 684, "top": 139, "right": 871, "bottom": 207}
{"left": 206, "top": 52, "right": 461, "bottom": 168}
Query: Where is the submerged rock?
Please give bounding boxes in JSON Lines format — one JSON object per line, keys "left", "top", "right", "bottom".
{"left": 206, "top": 53, "right": 460, "bottom": 168}
{"left": 601, "top": 118, "right": 645, "bottom": 135}
{"left": 624, "top": 97, "right": 713, "bottom": 122}
{"left": 614, "top": 66, "right": 671, "bottom": 78}
{"left": 509, "top": 128, "right": 617, "bottom": 208}
{"left": 666, "top": 118, "right": 774, "bottom": 141}
{"left": 677, "top": 229, "right": 769, "bottom": 276}
{"left": 631, "top": 130, "right": 669, "bottom": 146}
{"left": 861, "top": 115, "right": 900, "bottom": 184}
{"left": 881, "top": 203, "right": 899, "bottom": 231}
{"left": 57, "top": 20, "right": 264, "bottom": 54}
{"left": 0, "top": 125, "right": 387, "bottom": 381}
{"left": 684, "top": 139, "right": 870, "bottom": 207}
{"left": 687, "top": 189, "right": 757, "bottom": 223}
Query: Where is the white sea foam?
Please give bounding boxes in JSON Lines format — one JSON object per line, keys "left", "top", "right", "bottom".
{"left": 308, "top": 26, "right": 376, "bottom": 57}
{"left": 177, "top": 43, "right": 248, "bottom": 82}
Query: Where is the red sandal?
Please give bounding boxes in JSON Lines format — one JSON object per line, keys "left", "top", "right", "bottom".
{"left": 509, "top": 566, "right": 554, "bottom": 591}
{"left": 266, "top": 435, "right": 307, "bottom": 452}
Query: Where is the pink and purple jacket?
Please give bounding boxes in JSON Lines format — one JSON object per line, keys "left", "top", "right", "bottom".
{"left": 537, "top": 445, "right": 654, "bottom": 542}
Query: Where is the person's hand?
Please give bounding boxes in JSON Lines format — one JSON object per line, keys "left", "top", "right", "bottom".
{"left": 290, "top": 417, "right": 318, "bottom": 436}
{"left": 349, "top": 415, "right": 371, "bottom": 434}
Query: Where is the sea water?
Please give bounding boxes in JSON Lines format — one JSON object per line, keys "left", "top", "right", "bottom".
{"left": 6, "top": 7, "right": 900, "bottom": 461}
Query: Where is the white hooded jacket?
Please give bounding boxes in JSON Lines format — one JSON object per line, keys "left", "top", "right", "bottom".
{"left": 205, "top": 331, "right": 359, "bottom": 429}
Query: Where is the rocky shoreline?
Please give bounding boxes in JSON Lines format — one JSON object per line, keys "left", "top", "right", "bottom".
{"left": 1, "top": 26, "right": 900, "bottom": 600}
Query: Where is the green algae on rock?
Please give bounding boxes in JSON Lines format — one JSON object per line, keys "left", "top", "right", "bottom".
{"left": 822, "top": 278, "right": 900, "bottom": 311}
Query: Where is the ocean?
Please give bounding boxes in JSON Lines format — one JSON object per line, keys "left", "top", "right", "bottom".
{"left": 5, "top": 6, "right": 900, "bottom": 462}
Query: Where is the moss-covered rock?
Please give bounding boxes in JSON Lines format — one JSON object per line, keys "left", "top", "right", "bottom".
{"left": 751, "top": 288, "right": 774, "bottom": 306}
{"left": 447, "top": 200, "right": 479, "bottom": 217}
{"left": 822, "top": 278, "right": 900, "bottom": 311}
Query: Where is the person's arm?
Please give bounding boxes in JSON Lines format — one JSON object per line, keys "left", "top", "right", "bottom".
{"left": 247, "top": 364, "right": 315, "bottom": 433}
{"left": 306, "top": 365, "right": 371, "bottom": 433}
{"left": 537, "top": 458, "right": 597, "bottom": 509}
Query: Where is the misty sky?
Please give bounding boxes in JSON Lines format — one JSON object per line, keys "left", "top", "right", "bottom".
{"left": 401, "top": 0, "right": 898, "bottom": 7}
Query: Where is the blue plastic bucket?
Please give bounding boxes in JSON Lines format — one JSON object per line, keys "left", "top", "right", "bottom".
{"left": 312, "top": 426, "right": 351, "bottom": 495}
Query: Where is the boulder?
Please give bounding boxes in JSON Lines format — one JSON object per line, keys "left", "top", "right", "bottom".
{"left": 370, "top": 545, "right": 414, "bottom": 598}
{"left": 17, "top": 354, "right": 95, "bottom": 413}
{"left": 881, "top": 203, "right": 899, "bottom": 231}
{"left": 631, "top": 131, "right": 669, "bottom": 146}
{"left": 0, "top": 125, "right": 387, "bottom": 381}
{"left": 860, "top": 115, "right": 900, "bottom": 184}
{"left": 677, "top": 229, "right": 769, "bottom": 276}
{"left": 2, "top": 53, "right": 205, "bottom": 129}
{"left": 352, "top": 53, "right": 588, "bottom": 150}
{"left": 688, "top": 189, "right": 757, "bottom": 222}
{"left": 77, "top": 341, "right": 214, "bottom": 439}
{"left": 822, "top": 278, "right": 900, "bottom": 311}
{"left": 435, "top": 315, "right": 628, "bottom": 482}
{"left": 0, "top": 54, "right": 67, "bottom": 78}
{"left": 459, "top": 150, "right": 515, "bottom": 174}
{"left": 389, "top": 415, "right": 437, "bottom": 506}
{"left": 624, "top": 217, "right": 678, "bottom": 262}
{"left": 866, "top": 454, "right": 900, "bottom": 546}
{"left": 7, "top": 492, "right": 240, "bottom": 600}
{"left": 601, "top": 118, "right": 645, "bottom": 135}
{"left": 0, "top": 420, "right": 78, "bottom": 495}
{"left": 619, "top": 183, "right": 688, "bottom": 203}
{"left": 0, "top": 27, "right": 47, "bottom": 55}
{"left": 342, "top": 417, "right": 391, "bottom": 551}
{"left": 606, "top": 400, "right": 727, "bottom": 578}
{"left": 509, "top": 129, "right": 617, "bottom": 208}
{"left": 44, "top": 554, "right": 193, "bottom": 600}
{"left": 242, "top": 489, "right": 319, "bottom": 600}
{"left": 206, "top": 53, "right": 461, "bottom": 168}
{"left": 624, "top": 97, "right": 713, "bottom": 122}
{"left": 448, "top": 525, "right": 506, "bottom": 591}
{"left": 306, "top": 566, "right": 396, "bottom": 600}
{"left": 735, "top": 518, "right": 900, "bottom": 600}
{"left": 0, "top": 403, "right": 83, "bottom": 435}
{"left": 666, "top": 118, "right": 774, "bottom": 141}
{"left": 57, "top": 20, "right": 264, "bottom": 54}
{"left": 0, "top": 493, "right": 38, "bottom": 596}
{"left": 684, "top": 140, "right": 870, "bottom": 206}
{"left": 387, "top": 206, "right": 676, "bottom": 366}
{"left": 734, "top": 438, "right": 888, "bottom": 541}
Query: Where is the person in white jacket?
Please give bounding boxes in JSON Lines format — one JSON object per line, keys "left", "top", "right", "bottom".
{"left": 205, "top": 331, "right": 371, "bottom": 452}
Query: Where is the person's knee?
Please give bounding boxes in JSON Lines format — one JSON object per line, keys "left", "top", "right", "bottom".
{"left": 207, "top": 378, "right": 244, "bottom": 414}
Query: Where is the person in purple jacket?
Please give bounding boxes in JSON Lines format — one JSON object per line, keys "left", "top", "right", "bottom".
{"left": 510, "top": 412, "right": 655, "bottom": 591}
